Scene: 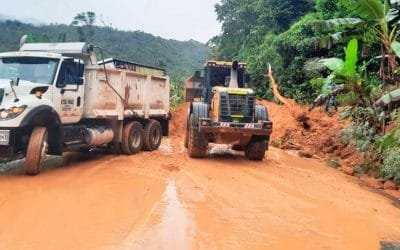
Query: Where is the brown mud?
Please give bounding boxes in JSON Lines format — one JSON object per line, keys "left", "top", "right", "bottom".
{"left": 0, "top": 102, "right": 398, "bottom": 249}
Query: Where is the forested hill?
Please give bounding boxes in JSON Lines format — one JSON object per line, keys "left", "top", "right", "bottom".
{"left": 0, "top": 20, "right": 210, "bottom": 83}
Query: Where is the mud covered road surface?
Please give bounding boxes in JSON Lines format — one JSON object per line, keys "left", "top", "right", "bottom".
{"left": 0, "top": 105, "right": 399, "bottom": 249}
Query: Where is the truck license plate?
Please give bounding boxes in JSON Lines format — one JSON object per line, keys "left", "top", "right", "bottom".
{"left": 0, "top": 130, "right": 10, "bottom": 145}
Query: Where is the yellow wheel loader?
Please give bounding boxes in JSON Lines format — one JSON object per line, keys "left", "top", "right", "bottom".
{"left": 184, "top": 60, "right": 273, "bottom": 160}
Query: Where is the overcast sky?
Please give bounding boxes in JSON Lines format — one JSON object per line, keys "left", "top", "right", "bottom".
{"left": 0, "top": 0, "right": 221, "bottom": 43}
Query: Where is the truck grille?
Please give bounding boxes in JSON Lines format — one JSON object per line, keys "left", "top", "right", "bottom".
{"left": 0, "top": 89, "right": 4, "bottom": 105}
{"left": 220, "top": 93, "right": 254, "bottom": 122}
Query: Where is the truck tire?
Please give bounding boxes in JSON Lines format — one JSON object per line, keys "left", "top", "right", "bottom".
{"left": 25, "top": 127, "right": 48, "bottom": 175}
{"left": 122, "top": 122, "right": 143, "bottom": 155}
{"left": 143, "top": 119, "right": 162, "bottom": 151}
{"left": 188, "top": 114, "right": 207, "bottom": 158}
{"left": 255, "top": 105, "right": 268, "bottom": 122}
{"left": 245, "top": 139, "right": 267, "bottom": 161}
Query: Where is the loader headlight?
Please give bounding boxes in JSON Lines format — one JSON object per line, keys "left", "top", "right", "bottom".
{"left": 0, "top": 105, "right": 27, "bottom": 120}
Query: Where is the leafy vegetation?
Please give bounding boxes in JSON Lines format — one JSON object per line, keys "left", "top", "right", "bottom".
{"left": 381, "top": 148, "right": 400, "bottom": 184}
{"left": 0, "top": 19, "right": 210, "bottom": 84}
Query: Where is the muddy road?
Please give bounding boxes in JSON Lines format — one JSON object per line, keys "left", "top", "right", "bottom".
{"left": 0, "top": 107, "right": 399, "bottom": 249}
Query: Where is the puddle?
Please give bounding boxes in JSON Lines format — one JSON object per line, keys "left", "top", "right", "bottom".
{"left": 130, "top": 179, "right": 194, "bottom": 249}
{"left": 381, "top": 241, "right": 400, "bottom": 250}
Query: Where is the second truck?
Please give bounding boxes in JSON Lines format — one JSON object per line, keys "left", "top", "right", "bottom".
{"left": 185, "top": 60, "right": 273, "bottom": 160}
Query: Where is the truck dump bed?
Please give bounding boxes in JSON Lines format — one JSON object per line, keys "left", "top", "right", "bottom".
{"left": 83, "top": 66, "right": 169, "bottom": 120}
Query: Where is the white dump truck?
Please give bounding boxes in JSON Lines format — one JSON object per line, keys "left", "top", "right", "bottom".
{"left": 0, "top": 42, "right": 170, "bottom": 175}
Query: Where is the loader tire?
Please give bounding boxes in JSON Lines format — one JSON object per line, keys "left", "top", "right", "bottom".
{"left": 245, "top": 139, "right": 267, "bottom": 161}
{"left": 122, "top": 122, "right": 143, "bottom": 155}
{"left": 143, "top": 119, "right": 162, "bottom": 151}
{"left": 25, "top": 127, "right": 48, "bottom": 175}
{"left": 188, "top": 114, "right": 207, "bottom": 158}
{"left": 184, "top": 109, "right": 190, "bottom": 148}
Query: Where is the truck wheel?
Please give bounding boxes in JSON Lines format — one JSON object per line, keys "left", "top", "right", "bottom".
{"left": 122, "top": 122, "right": 143, "bottom": 155}
{"left": 25, "top": 127, "right": 48, "bottom": 175}
{"left": 143, "top": 120, "right": 162, "bottom": 151}
{"left": 245, "top": 139, "right": 267, "bottom": 161}
{"left": 188, "top": 114, "right": 207, "bottom": 158}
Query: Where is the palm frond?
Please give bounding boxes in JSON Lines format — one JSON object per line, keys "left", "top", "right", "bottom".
{"left": 314, "top": 18, "right": 364, "bottom": 32}
{"left": 341, "top": 0, "right": 386, "bottom": 20}
{"left": 391, "top": 40, "right": 400, "bottom": 57}
{"left": 319, "top": 58, "right": 345, "bottom": 72}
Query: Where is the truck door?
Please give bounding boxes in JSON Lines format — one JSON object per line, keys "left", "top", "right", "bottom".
{"left": 54, "top": 58, "right": 85, "bottom": 124}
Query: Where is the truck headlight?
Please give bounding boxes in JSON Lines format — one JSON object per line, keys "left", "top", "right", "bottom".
{"left": 0, "top": 105, "right": 27, "bottom": 120}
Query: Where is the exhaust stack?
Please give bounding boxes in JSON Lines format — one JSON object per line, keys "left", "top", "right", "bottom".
{"left": 229, "top": 60, "right": 239, "bottom": 88}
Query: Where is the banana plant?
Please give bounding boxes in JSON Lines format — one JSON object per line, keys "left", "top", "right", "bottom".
{"left": 316, "top": 0, "right": 400, "bottom": 78}
{"left": 314, "top": 38, "right": 371, "bottom": 106}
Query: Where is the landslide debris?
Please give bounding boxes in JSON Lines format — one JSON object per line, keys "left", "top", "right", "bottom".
{"left": 263, "top": 65, "right": 361, "bottom": 167}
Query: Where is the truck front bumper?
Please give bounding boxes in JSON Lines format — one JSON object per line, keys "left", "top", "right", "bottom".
{"left": 198, "top": 118, "right": 273, "bottom": 136}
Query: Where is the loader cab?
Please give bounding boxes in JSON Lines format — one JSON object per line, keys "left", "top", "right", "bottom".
{"left": 185, "top": 61, "right": 249, "bottom": 103}
{"left": 202, "top": 61, "right": 248, "bottom": 103}
{"left": 201, "top": 61, "right": 254, "bottom": 123}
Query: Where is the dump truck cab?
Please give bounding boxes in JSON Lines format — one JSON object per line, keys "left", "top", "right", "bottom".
{"left": 0, "top": 47, "right": 88, "bottom": 161}
{"left": 185, "top": 60, "right": 273, "bottom": 160}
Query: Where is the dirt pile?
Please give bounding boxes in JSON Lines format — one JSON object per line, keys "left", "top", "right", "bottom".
{"left": 169, "top": 103, "right": 189, "bottom": 138}
{"left": 258, "top": 99, "right": 361, "bottom": 167}
{"left": 264, "top": 66, "right": 360, "bottom": 167}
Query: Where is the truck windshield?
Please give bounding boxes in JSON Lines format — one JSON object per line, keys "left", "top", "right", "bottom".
{"left": 0, "top": 57, "right": 59, "bottom": 85}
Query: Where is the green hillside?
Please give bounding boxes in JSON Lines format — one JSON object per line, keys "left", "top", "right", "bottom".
{"left": 0, "top": 20, "right": 210, "bottom": 83}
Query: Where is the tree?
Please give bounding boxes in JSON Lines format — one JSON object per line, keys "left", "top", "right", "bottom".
{"left": 211, "top": 0, "right": 313, "bottom": 60}
{"left": 71, "top": 12, "right": 96, "bottom": 42}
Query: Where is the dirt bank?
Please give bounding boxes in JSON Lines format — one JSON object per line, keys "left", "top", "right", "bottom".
{"left": 258, "top": 100, "right": 361, "bottom": 167}
{"left": 0, "top": 103, "right": 398, "bottom": 249}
